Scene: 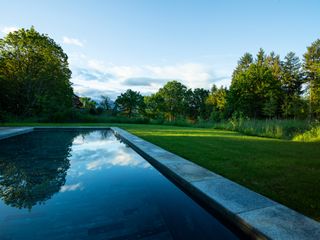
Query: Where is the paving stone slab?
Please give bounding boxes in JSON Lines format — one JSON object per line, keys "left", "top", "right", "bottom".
{"left": 192, "top": 177, "right": 276, "bottom": 214}
{"left": 164, "top": 161, "right": 220, "bottom": 182}
{"left": 238, "top": 205, "right": 320, "bottom": 240}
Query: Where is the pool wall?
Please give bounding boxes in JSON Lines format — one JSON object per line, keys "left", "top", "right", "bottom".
{"left": 0, "top": 126, "right": 320, "bottom": 239}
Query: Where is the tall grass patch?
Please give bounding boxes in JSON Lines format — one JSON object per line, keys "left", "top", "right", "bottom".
{"left": 212, "top": 119, "right": 311, "bottom": 139}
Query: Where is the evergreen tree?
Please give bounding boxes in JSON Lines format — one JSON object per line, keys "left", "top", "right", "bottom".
{"left": 281, "top": 52, "right": 303, "bottom": 118}
{"left": 232, "top": 52, "right": 253, "bottom": 77}
{"left": 266, "top": 52, "right": 282, "bottom": 80}
{"left": 256, "top": 48, "right": 266, "bottom": 66}
{"left": 303, "top": 39, "right": 320, "bottom": 119}
{"left": 228, "top": 49, "right": 281, "bottom": 118}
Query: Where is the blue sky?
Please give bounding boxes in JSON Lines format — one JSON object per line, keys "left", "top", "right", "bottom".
{"left": 0, "top": 0, "right": 319, "bottom": 100}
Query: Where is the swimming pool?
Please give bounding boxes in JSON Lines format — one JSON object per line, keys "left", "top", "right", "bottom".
{"left": 0, "top": 129, "right": 239, "bottom": 239}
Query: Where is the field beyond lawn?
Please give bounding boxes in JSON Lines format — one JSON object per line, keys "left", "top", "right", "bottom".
{"left": 2, "top": 123, "right": 320, "bottom": 221}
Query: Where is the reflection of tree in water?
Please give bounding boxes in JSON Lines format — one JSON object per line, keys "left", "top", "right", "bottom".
{"left": 77, "top": 129, "right": 113, "bottom": 141}
{"left": 100, "top": 129, "right": 113, "bottom": 139}
{"left": 0, "top": 129, "right": 91, "bottom": 210}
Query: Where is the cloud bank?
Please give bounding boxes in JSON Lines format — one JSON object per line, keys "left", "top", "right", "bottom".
{"left": 70, "top": 56, "right": 231, "bottom": 100}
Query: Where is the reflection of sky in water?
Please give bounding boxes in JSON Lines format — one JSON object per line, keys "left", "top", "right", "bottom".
{"left": 0, "top": 129, "right": 238, "bottom": 240}
{"left": 69, "top": 131, "right": 150, "bottom": 174}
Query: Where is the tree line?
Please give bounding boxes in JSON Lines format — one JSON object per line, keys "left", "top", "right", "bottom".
{"left": 105, "top": 41, "right": 320, "bottom": 122}
{"left": 0, "top": 27, "right": 319, "bottom": 122}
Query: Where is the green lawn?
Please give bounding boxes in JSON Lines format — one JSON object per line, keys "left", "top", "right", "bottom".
{"left": 122, "top": 124, "right": 320, "bottom": 222}
{"left": 2, "top": 123, "right": 320, "bottom": 221}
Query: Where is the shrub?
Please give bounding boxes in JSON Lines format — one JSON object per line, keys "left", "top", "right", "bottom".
{"left": 293, "top": 124, "right": 320, "bottom": 142}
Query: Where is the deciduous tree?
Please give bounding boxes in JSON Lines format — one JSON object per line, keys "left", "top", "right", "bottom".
{"left": 115, "top": 89, "right": 144, "bottom": 117}
{"left": 158, "top": 81, "right": 188, "bottom": 121}
{"left": 0, "top": 27, "right": 73, "bottom": 118}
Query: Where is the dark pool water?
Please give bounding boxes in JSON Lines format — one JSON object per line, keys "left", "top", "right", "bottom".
{"left": 0, "top": 129, "right": 238, "bottom": 240}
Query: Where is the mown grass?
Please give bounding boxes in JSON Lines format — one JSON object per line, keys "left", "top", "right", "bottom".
{"left": 122, "top": 125, "right": 320, "bottom": 221}
{"left": 1, "top": 122, "right": 320, "bottom": 221}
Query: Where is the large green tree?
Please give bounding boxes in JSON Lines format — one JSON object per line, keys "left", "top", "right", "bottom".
{"left": 115, "top": 89, "right": 145, "bottom": 117}
{"left": 0, "top": 27, "right": 73, "bottom": 118}
{"left": 158, "top": 81, "right": 188, "bottom": 121}
{"left": 228, "top": 49, "right": 281, "bottom": 118}
{"left": 303, "top": 39, "right": 320, "bottom": 119}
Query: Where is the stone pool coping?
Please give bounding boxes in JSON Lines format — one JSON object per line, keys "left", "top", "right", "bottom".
{"left": 110, "top": 127, "right": 320, "bottom": 240}
{"left": 0, "top": 126, "right": 319, "bottom": 239}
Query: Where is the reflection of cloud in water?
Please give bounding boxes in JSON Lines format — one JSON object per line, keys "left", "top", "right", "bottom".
{"left": 69, "top": 131, "right": 150, "bottom": 171}
{"left": 86, "top": 148, "right": 149, "bottom": 170}
{"left": 60, "top": 183, "right": 83, "bottom": 192}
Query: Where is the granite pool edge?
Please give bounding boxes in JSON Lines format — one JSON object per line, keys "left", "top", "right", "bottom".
{"left": 111, "top": 127, "right": 320, "bottom": 240}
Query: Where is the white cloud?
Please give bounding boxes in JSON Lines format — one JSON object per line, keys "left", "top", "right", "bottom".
{"left": 86, "top": 60, "right": 213, "bottom": 87}
{"left": 1, "top": 26, "right": 18, "bottom": 35}
{"left": 63, "top": 36, "right": 84, "bottom": 47}
{"left": 144, "top": 63, "right": 213, "bottom": 89}
{"left": 88, "top": 60, "right": 145, "bottom": 79}
{"left": 69, "top": 54, "right": 231, "bottom": 100}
